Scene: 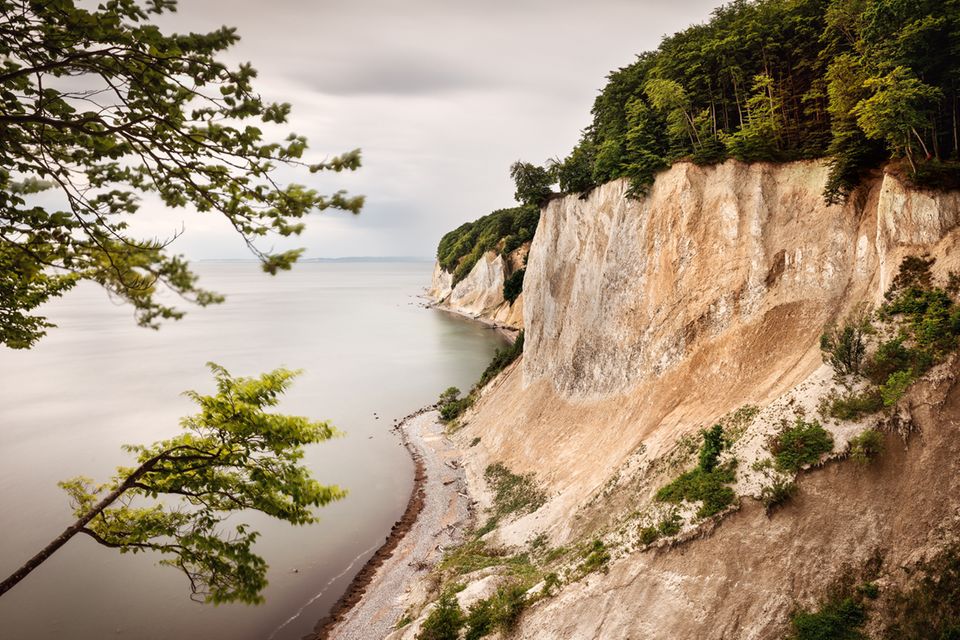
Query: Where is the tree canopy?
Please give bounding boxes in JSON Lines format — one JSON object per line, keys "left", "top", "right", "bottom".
{"left": 547, "top": 0, "right": 960, "bottom": 201}
{"left": 0, "top": 0, "right": 363, "bottom": 349}
{"left": 0, "top": 363, "right": 344, "bottom": 604}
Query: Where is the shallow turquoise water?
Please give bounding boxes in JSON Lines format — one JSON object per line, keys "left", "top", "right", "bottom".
{"left": 0, "top": 261, "right": 507, "bottom": 640}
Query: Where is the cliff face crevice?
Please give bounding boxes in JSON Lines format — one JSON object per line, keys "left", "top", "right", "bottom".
{"left": 443, "top": 159, "right": 960, "bottom": 639}
{"left": 427, "top": 245, "right": 527, "bottom": 329}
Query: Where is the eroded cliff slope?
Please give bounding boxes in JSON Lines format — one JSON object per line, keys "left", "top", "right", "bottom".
{"left": 401, "top": 159, "right": 960, "bottom": 639}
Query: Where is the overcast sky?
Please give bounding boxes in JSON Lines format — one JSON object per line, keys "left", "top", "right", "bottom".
{"left": 150, "top": 0, "right": 725, "bottom": 259}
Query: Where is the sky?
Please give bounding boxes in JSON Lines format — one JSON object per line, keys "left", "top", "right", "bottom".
{"left": 148, "top": 0, "right": 726, "bottom": 260}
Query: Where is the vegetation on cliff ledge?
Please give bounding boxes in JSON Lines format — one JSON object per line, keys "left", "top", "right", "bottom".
{"left": 539, "top": 0, "right": 960, "bottom": 201}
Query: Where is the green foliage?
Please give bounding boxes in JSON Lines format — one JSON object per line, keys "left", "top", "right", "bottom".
{"left": 698, "top": 424, "right": 726, "bottom": 472}
{"left": 551, "top": 0, "right": 960, "bottom": 203}
{"left": 848, "top": 429, "right": 884, "bottom": 463}
{"left": 760, "top": 479, "right": 797, "bottom": 512}
{"left": 417, "top": 591, "right": 464, "bottom": 640}
{"left": 790, "top": 597, "right": 867, "bottom": 640}
{"left": 770, "top": 418, "right": 834, "bottom": 473}
{"left": 485, "top": 462, "right": 546, "bottom": 523}
{"left": 510, "top": 161, "right": 555, "bottom": 207}
{"left": 438, "top": 387, "right": 473, "bottom": 423}
{"left": 477, "top": 332, "right": 524, "bottom": 388}
{"left": 853, "top": 66, "right": 942, "bottom": 171}
{"left": 823, "top": 389, "right": 884, "bottom": 421}
{"left": 54, "top": 364, "right": 344, "bottom": 604}
{"left": 724, "top": 74, "right": 784, "bottom": 162}
{"left": 0, "top": 0, "right": 362, "bottom": 347}
{"left": 436, "top": 207, "right": 539, "bottom": 285}
{"left": 463, "top": 583, "right": 528, "bottom": 639}
{"left": 821, "top": 311, "right": 873, "bottom": 376}
{"left": 552, "top": 138, "right": 597, "bottom": 195}
{"left": 639, "top": 510, "right": 682, "bottom": 545}
{"left": 656, "top": 426, "right": 738, "bottom": 518}
{"left": 880, "top": 370, "right": 915, "bottom": 407}
{"left": 503, "top": 268, "right": 525, "bottom": 304}
{"left": 578, "top": 540, "right": 611, "bottom": 575}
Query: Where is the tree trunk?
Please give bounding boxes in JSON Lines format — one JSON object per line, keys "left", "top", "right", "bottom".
{"left": 0, "top": 455, "right": 160, "bottom": 597}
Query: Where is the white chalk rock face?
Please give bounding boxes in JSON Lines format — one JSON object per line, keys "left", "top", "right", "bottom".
{"left": 427, "top": 246, "right": 527, "bottom": 330}
{"left": 522, "top": 160, "right": 960, "bottom": 398}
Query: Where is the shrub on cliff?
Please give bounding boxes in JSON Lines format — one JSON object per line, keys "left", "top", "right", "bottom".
{"left": 503, "top": 269, "right": 526, "bottom": 304}
{"left": 821, "top": 310, "right": 873, "bottom": 377}
{"left": 656, "top": 426, "right": 737, "bottom": 518}
{"left": 769, "top": 418, "right": 834, "bottom": 473}
{"left": 418, "top": 591, "right": 464, "bottom": 640}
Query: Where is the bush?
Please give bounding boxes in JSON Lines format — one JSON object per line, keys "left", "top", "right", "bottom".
{"left": 863, "top": 336, "right": 915, "bottom": 385}
{"left": 880, "top": 370, "right": 915, "bottom": 407}
{"left": 579, "top": 540, "right": 610, "bottom": 575}
{"left": 437, "top": 387, "right": 473, "bottom": 422}
{"left": 656, "top": 426, "right": 738, "bottom": 518}
{"left": 760, "top": 479, "right": 797, "bottom": 513}
{"left": 503, "top": 268, "right": 525, "bottom": 304}
{"left": 770, "top": 418, "right": 834, "bottom": 473}
{"left": 848, "top": 430, "right": 884, "bottom": 464}
{"left": 824, "top": 389, "right": 884, "bottom": 421}
{"left": 790, "top": 597, "right": 867, "bottom": 640}
{"left": 477, "top": 332, "right": 524, "bottom": 388}
{"left": 656, "top": 461, "right": 738, "bottom": 518}
{"left": 639, "top": 510, "right": 682, "bottom": 545}
{"left": 463, "top": 598, "right": 493, "bottom": 640}
{"left": 418, "top": 591, "right": 464, "bottom": 640}
{"left": 821, "top": 313, "right": 872, "bottom": 377}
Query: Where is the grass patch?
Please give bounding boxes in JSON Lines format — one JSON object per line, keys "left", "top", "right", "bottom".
{"left": 638, "top": 509, "right": 682, "bottom": 545}
{"left": 769, "top": 417, "right": 834, "bottom": 473}
{"left": 485, "top": 462, "right": 546, "bottom": 523}
{"left": 822, "top": 388, "right": 884, "bottom": 421}
{"left": 477, "top": 332, "right": 524, "bottom": 388}
{"left": 576, "top": 539, "right": 610, "bottom": 576}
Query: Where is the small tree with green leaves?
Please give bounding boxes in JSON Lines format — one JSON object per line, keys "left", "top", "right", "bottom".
{"left": 853, "top": 66, "right": 942, "bottom": 173}
{"left": 509, "top": 161, "right": 554, "bottom": 207}
{"left": 0, "top": 364, "right": 344, "bottom": 603}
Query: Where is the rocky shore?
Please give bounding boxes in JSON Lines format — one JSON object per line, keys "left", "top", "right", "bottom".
{"left": 312, "top": 410, "right": 473, "bottom": 640}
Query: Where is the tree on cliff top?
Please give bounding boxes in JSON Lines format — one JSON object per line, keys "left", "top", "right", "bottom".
{"left": 0, "top": 363, "right": 345, "bottom": 603}
{"left": 510, "top": 160, "right": 554, "bottom": 207}
{"left": 0, "top": 0, "right": 363, "bottom": 349}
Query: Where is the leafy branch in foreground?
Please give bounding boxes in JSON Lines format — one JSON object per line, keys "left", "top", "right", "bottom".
{"left": 0, "top": 0, "right": 363, "bottom": 348}
{"left": 0, "top": 363, "right": 344, "bottom": 604}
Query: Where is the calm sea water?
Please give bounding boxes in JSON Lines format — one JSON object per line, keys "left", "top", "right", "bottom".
{"left": 0, "top": 261, "right": 507, "bottom": 640}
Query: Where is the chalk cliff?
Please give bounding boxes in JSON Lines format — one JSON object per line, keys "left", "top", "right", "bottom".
{"left": 427, "top": 246, "right": 527, "bottom": 330}
{"left": 397, "top": 160, "right": 960, "bottom": 639}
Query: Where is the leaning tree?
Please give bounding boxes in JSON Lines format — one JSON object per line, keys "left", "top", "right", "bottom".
{"left": 0, "top": 0, "right": 363, "bottom": 348}
{"left": 0, "top": 364, "right": 346, "bottom": 603}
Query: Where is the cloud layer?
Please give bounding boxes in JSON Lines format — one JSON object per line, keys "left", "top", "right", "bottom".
{"left": 148, "top": 0, "right": 725, "bottom": 259}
